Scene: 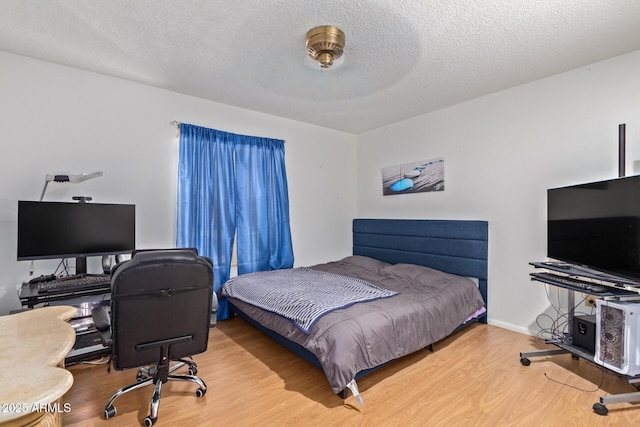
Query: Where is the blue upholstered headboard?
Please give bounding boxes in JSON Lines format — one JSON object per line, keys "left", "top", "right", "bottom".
{"left": 353, "top": 218, "right": 488, "bottom": 321}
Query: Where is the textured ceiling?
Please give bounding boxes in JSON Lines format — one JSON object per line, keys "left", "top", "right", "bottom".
{"left": 1, "top": 0, "right": 640, "bottom": 134}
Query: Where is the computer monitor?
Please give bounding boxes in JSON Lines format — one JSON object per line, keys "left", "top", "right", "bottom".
{"left": 17, "top": 201, "right": 136, "bottom": 274}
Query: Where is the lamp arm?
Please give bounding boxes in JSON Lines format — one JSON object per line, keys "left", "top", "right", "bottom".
{"left": 38, "top": 171, "right": 103, "bottom": 201}
{"left": 39, "top": 181, "right": 50, "bottom": 201}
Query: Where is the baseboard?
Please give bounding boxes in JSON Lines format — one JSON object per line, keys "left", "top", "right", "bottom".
{"left": 487, "top": 318, "right": 535, "bottom": 336}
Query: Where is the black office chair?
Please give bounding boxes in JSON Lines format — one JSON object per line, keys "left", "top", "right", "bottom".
{"left": 92, "top": 249, "right": 216, "bottom": 426}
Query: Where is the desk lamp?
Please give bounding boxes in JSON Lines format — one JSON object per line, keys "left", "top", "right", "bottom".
{"left": 39, "top": 171, "right": 103, "bottom": 201}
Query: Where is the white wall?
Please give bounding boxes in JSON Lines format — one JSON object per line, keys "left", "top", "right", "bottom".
{"left": 0, "top": 51, "right": 357, "bottom": 315}
{"left": 4, "top": 48, "right": 640, "bottom": 336}
{"left": 356, "top": 50, "right": 640, "bottom": 334}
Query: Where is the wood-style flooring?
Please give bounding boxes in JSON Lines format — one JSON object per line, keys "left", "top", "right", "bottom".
{"left": 63, "top": 318, "right": 640, "bottom": 426}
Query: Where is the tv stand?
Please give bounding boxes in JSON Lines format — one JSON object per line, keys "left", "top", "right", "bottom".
{"left": 521, "top": 262, "right": 640, "bottom": 415}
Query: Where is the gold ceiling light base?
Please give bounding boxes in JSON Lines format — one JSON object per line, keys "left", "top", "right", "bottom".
{"left": 306, "top": 26, "right": 345, "bottom": 69}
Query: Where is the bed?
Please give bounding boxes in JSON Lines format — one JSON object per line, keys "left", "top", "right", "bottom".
{"left": 221, "top": 218, "right": 488, "bottom": 401}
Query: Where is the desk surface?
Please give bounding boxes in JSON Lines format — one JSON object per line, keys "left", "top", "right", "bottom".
{"left": 0, "top": 306, "right": 76, "bottom": 424}
{"left": 530, "top": 261, "right": 640, "bottom": 296}
{"left": 19, "top": 281, "right": 110, "bottom": 308}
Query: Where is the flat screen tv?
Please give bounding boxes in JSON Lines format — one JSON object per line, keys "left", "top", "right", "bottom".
{"left": 547, "top": 174, "right": 640, "bottom": 282}
{"left": 17, "top": 201, "right": 136, "bottom": 269}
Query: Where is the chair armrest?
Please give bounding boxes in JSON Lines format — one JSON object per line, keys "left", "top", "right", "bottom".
{"left": 210, "top": 292, "right": 218, "bottom": 327}
{"left": 211, "top": 292, "right": 218, "bottom": 314}
{"left": 92, "top": 305, "right": 113, "bottom": 347}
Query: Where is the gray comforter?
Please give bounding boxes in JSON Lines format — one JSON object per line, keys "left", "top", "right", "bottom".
{"left": 222, "top": 267, "right": 398, "bottom": 333}
{"left": 224, "top": 255, "right": 485, "bottom": 394}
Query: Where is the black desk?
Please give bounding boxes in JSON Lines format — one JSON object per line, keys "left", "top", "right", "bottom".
{"left": 18, "top": 283, "right": 112, "bottom": 364}
{"left": 521, "top": 261, "right": 640, "bottom": 415}
{"left": 529, "top": 261, "right": 640, "bottom": 295}
{"left": 19, "top": 281, "right": 111, "bottom": 308}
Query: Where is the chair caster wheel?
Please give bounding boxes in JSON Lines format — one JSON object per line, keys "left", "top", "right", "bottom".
{"left": 520, "top": 357, "right": 531, "bottom": 366}
{"left": 189, "top": 366, "right": 198, "bottom": 375}
{"left": 195, "top": 387, "right": 206, "bottom": 398}
{"left": 104, "top": 405, "right": 116, "bottom": 419}
{"left": 593, "top": 402, "right": 608, "bottom": 416}
{"left": 144, "top": 416, "right": 157, "bottom": 426}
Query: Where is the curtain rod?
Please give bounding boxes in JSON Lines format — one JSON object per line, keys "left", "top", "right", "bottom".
{"left": 171, "top": 121, "right": 285, "bottom": 143}
{"left": 171, "top": 121, "right": 181, "bottom": 138}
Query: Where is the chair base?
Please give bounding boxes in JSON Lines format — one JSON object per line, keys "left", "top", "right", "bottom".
{"left": 103, "top": 359, "right": 207, "bottom": 426}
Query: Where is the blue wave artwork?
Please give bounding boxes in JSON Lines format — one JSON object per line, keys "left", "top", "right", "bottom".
{"left": 381, "top": 157, "right": 445, "bottom": 196}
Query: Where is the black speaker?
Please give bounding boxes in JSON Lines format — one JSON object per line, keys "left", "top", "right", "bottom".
{"left": 573, "top": 314, "right": 596, "bottom": 354}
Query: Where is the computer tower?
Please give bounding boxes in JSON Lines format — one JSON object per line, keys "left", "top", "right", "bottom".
{"left": 595, "top": 299, "right": 640, "bottom": 376}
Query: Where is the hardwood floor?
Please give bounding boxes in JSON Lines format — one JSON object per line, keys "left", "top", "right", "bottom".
{"left": 63, "top": 318, "right": 640, "bottom": 426}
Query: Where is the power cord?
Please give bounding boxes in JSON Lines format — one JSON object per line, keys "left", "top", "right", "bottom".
{"left": 543, "top": 369, "right": 604, "bottom": 393}
{"left": 537, "top": 283, "right": 608, "bottom": 394}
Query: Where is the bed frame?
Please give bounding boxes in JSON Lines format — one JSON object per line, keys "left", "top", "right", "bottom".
{"left": 352, "top": 218, "right": 488, "bottom": 322}
{"left": 229, "top": 218, "right": 489, "bottom": 397}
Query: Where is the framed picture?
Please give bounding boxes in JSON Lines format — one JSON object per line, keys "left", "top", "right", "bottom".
{"left": 381, "top": 157, "right": 444, "bottom": 195}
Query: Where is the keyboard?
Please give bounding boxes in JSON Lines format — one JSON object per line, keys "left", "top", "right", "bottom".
{"left": 38, "top": 274, "right": 111, "bottom": 294}
{"left": 530, "top": 271, "right": 607, "bottom": 293}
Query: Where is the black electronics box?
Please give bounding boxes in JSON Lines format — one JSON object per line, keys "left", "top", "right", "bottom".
{"left": 573, "top": 314, "right": 596, "bottom": 354}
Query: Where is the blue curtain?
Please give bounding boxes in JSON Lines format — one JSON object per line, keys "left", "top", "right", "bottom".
{"left": 176, "top": 123, "right": 294, "bottom": 320}
{"left": 235, "top": 136, "right": 294, "bottom": 274}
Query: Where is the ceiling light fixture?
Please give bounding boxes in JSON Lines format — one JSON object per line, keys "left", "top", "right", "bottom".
{"left": 306, "top": 26, "right": 345, "bottom": 69}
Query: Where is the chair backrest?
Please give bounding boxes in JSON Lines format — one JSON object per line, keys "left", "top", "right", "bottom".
{"left": 110, "top": 249, "right": 213, "bottom": 370}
